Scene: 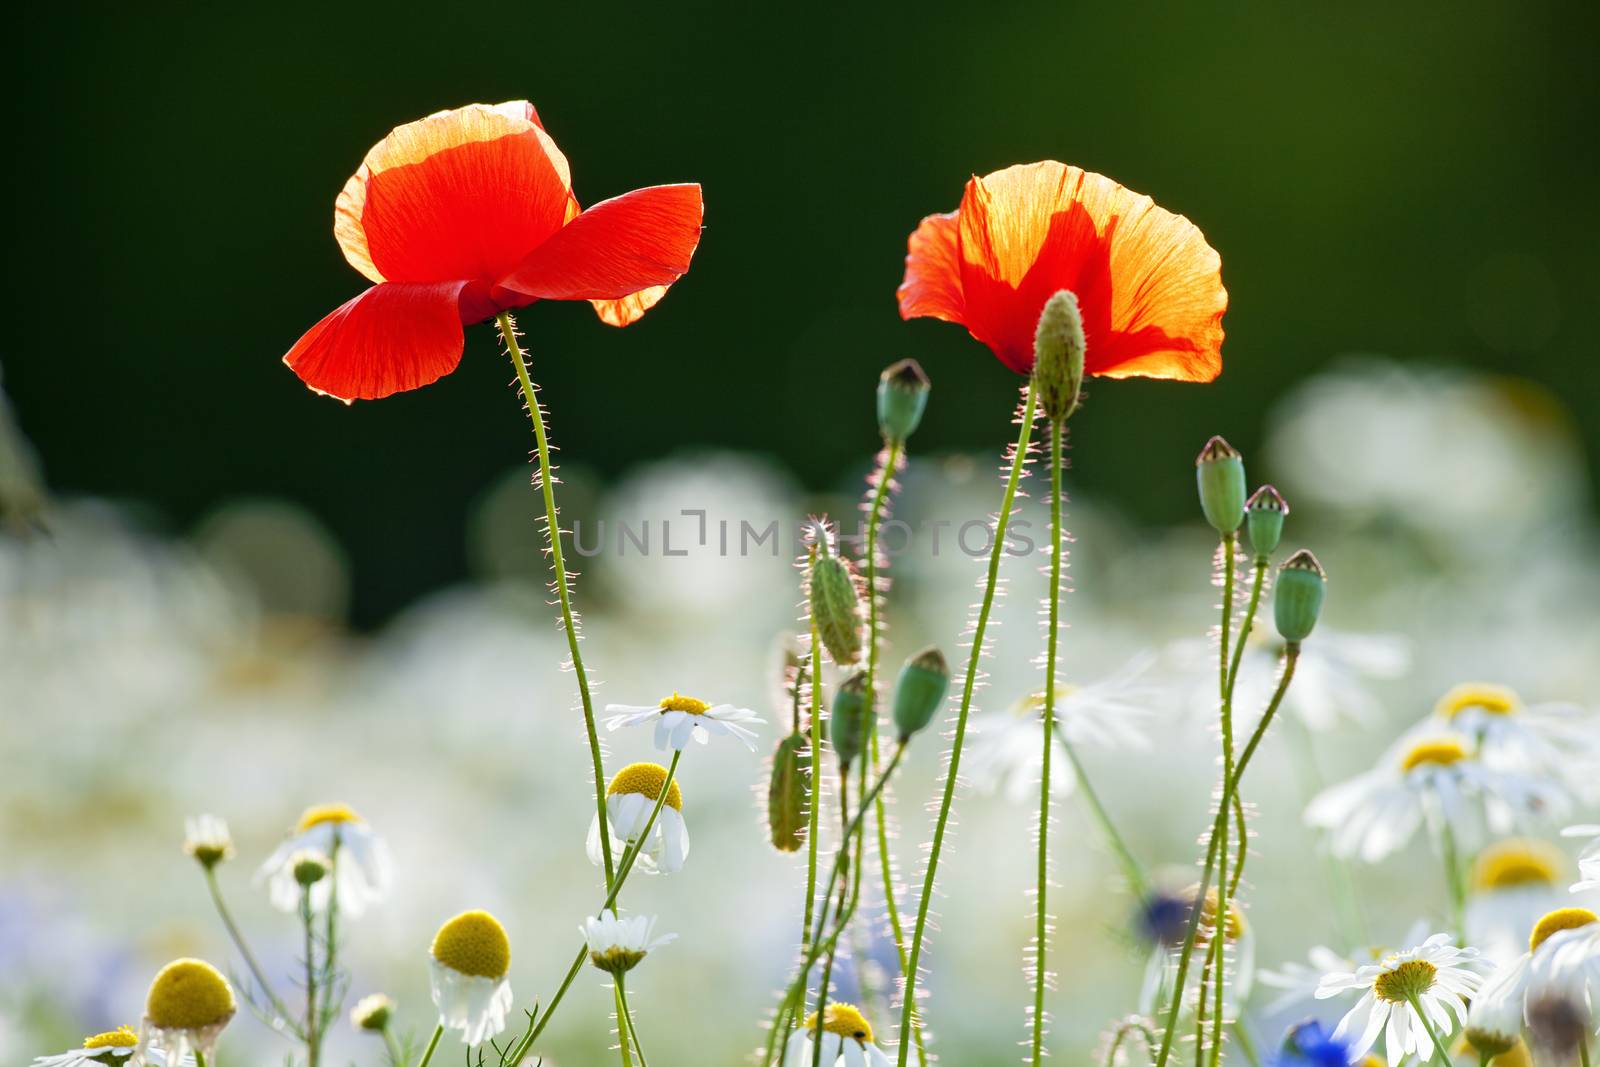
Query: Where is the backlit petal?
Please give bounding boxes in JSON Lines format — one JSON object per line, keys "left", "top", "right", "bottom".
{"left": 283, "top": 282, "right": 469, "bottom": 402}
{"left": 494, "top": 184, "right": 703, "bottom": 303}
{"left": 335, "top": 102, "right": 574, "bottom": 286}
{"left": 592, "top": 285, "right": 670, "bottom": 327}
{"left": 897, "top": 211, "right": 964, "bottom": 324}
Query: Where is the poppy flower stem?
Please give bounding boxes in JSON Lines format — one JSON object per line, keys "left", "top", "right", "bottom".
{"left": 802, "top": 552, "right": 824, "bottom": 952}
{"left": 1029, "top": 418, "right": 1065, "bottom": 1067}
{"left": 495, "top": 312, "right": 615, "bottom": 891}
{"left": 1209, "top": 537, "right": 1238, "bottom": 1067}
{"left": 896, "top": 384, "right": 1039, "bottom": 1067}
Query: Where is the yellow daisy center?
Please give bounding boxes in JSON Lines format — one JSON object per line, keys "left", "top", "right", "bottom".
{"left": 1358, "top": 1057, "right": 1385, "bottom": 1067}
{"left": 804, "top": 1002, "right": 874, "bottom": 1043}
{"left": 145, "top": 958, "right": 236, "bottom": 1030}
{"left": 608, "top": 762, "right": 683, "bottom": 811}
{"left": 1400, "top": 738, "right": 1469, "bottom": 773}
{"left": 432, "top": 910, "right": 511, "bottom": 979}
{"left": 1530, "top": 907, "right": 1598, "bottom": 953}
{"left": 1189, "top": 885, "right": 1247, "bottom": 944}
{"left": 83, "top": 1027, "right": 139, "bottom": 1049}
{"left": 659, "top": 693, "right": 710, "bottom": 715}
{"left": 1373, "top": 959, "right": 1438, "bottom": 1003}
{"left": 1471, "top": 839, "right": 1564, "bottom": 892}
{"left": 1493, "top": 1040, "right": 1533, "bottom": 1067}
{"left": 297, "top": 803, "right": 363, "bottom": 832}
{"left": 1437, "top": 682, "right": 1519, "bottom": 719}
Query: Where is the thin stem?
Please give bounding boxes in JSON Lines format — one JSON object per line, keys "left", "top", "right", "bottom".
{"left": 1406, "top": 993, "right": 1455, "bottom": 1066}
{"left": 1103, "top": 1019, "right": 1158, "bottom": 1067}
{"left": 1154, "top": 647, "right": 1302, "bottom": 1067}
{"left": 1057, "top": 738, "right": 1150, "bottom": 898}
{"left": 803, "top": 572, "right": 824, "bottom": 952}
{"left": 381, "top": 1024, "right": 405, "bottom": 1067}
{"left": 1285, "top": 716, "right": 1367, "bottom": 943}
{"left": 1580, "top": 1038, "right": 1592, "bottom": 1067}
{"left": 1438, "top": 818, "right": 1467, "bottom": 946}
{"left": 301, "top": 886, "right": 319, "bottom": 1067}
{"left": 1210, "top": 537, "right": 1237, "bottom": 1067}
{"left": 1230, "top": 1023, "right": 1260, "bottom": 1067}
{"left": 617, "top": 976, "right": 649, "bottom": 1067}
{"left": 507, "top": 751, "right": 682, "bottom": 1067}
{"left": 203, "top": 867, "right": 295, "bottom": 1032}
{"left": 1031, "top": 419, "right": 1065, "bottom": 1067}
{"left": 496, "top": 311, "right": 613, "bottom": 890}
{"left": 613, "top": 982, "right": 635, "bottom": 1067}
{"left": 194, "top": 1052, "right": 208, "bottom": 1067}
{"left": 895, "top": 384, "right": 1038, "bottom": 1067}
{"left": 322, "top": 833, "right": 341, "bottom": 1030}
{"left": 416, "top": 1024, "right": 443, "bottom": 1067}
{"left": 1224, "top": 562, "right": 1266, "bottom": 703}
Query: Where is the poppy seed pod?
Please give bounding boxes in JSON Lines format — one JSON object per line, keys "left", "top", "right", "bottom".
{"left": 1195, "top": 436, "right": 1247, "bottom": 534}
{"left": 767, "top": 734, "right": 811, "bottom": 853}
{"left": 1032, "top": 290, "right": 1086, "bottom": 422}
{"left": 809, "top": 545, "right": 863, "bottom": 666}
{"left": 1245, "top": 485, "right": 1289, "bottom": 559}
{"left": 893, "top": 647, "right": 951, "bottom": 741}
{"left": 877, "top": 359, "right": 931, "bottom": 444}
{"left": 830, "top": 671, "right": 873, "bottom": 768}
{"left": 1274, "top": 550, "right": 1326, "bottom": 643}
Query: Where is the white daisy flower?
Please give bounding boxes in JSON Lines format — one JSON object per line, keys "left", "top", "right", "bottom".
{"left": 604, "top": 691, "right": 762, "bottom": 751}
{"left": 1430, "top": 683, "right": 1600, "bottom": 797}
{"left": 1305, "top": 735, "right": 1565, "bottom": 863}
{"left": 587, "top": 762, "right": 690, "bottom": 875}
{"left": 136, "top": 959, "right": 236, "bottom": 1067}
{"left": 1468, "top": 907, "right": 1600, "bottom": 1055}
{"left": 1564, "top": 825, "right": 1600, "bottom": 893}
{"left": 1138, "top": 885, "right": 1255, "bottom": 1022}
{"left": 582, "top": 909, "right": 675, "bottom": 975}
{"left": 256, "top": 803, "right": 393, "bottom": 917}
{"left": 1315, "top": 933, "right": 1483, "bottom": 1067}
{"left": 967, "top": 655, "right": 1157, "bottom": 805}
{"left": 429, "top": 910, "right": 515, "bottom": 1046}
{"left": 781, "top": 1003, "right": 892, "bottom": 1067}
{"left": 1466, "top": 839, "right": 1600, "bottom": 967}
{"left": 182, "top": 815, "right": 233, "bottom": 870}
{"left": 1259, "top": 921, "right": 1436, "bottom": 1016}
{"left": 31, "top": 1028, "right": 185, "bottom": 1067}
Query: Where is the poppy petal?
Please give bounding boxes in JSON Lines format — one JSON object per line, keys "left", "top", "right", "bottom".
{"left": 283, "top": 281, "right": 470, "bottom": 402}
{"left": 493, "top": 184, "right": 703, "bottom": 303}
{"left": 335, "top": 101, "right": 575, "bottom": 287}
{"left": 896, "top": 211, "right": 965, "bottom": 324}
{"left": 591, "top": 285, "right": 670, "bottom": 327}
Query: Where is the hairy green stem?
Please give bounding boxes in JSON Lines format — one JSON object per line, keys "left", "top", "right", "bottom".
{"left": 497, "top": 311, "right": 613, "bottom": 890}
{"left": 1103, "top": 1019, "right": 1158, "bottom": 1067}
{"left": 803, "top": 573, "right": 824, "bottom": 952}
{"left": 381, "top": 1024, "right": 404, "bottom": 1067}
{"left": 203, "top": 867, "right": 295, "bottom": 1034}
{"left": 617, "top": 976, "right": 649, "bottom": 1067}
{"left": 1210, "top": 536, "right": 1237, "bottom": 1067}
{"left": 895, "top": 384, "right": 1038, "bottom": 1067}
{"left": 1031, "top": 420, "right": 1065, "bottom": 1067}
{"left": 301, "top": 886, "right": 320, "bottom": 1067}
{"left": 613, "top": 981, "right": 636, "bottom": 1067}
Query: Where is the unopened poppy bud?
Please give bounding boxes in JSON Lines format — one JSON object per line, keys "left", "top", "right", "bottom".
{"left": 893, "top": 647, "right": 950, "bottom": 741}
{"left": 877, "top": 359, "right": 931, "bottom": 444}
{"left": 1195, "top": 436, "right": 1247, "bottom": 534}
{"left": 809, "top": 544, "right": 863, "bottom": 666}
{"left": 830, "top": 671, "right": 873, "bottom": 768}
{"left": 767, "top": 734, "right": 810, "bottom": 852}
{"left": 1245, "top": 485, "right": 1289, "bottom": 559}
{"left": 1274, "top": 550, "right": 1326, "bottom": 643}
{"left": 291, "top": 849, "right": 331, "bottom": 888}
{"left": 1032, "top": 290, "right": 1086, "bottom": 422}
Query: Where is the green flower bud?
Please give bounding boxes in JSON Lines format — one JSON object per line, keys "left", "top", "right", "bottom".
{"left": 291, "top": 849, "right": 331, "bottom": 887}
{"left": 830, "top": 670, "right": 873, "bottom": 768}
{"left": 1245, "top": 485, "right": 1288, "bottom": 559}
{"left": 767, "top": 734, "right": 810, "bottom": 853}
{"left": 1274, "top": 550, "right": 1326, "bottom": 644}
{"left": 809, "top": 544, "right": 862, "bottom": 666}
{"left": 1032, "top": 290, "right": 1086, "bottom": 422}
{"left": 350, "top": 993, "right": 395, "bottom": 1032}
{"left": 1195, "top": 436, "right": 1247, "bottom": 534}
{"left": 877, "top": 359, "right": 931, "bottom": 443}
{"left": 893, "top": 647, "right": 950, "bottom": 741}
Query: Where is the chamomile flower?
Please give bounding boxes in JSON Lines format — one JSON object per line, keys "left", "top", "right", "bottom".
{"left": 1466, "top": 839, "right": 1597, "bottom": 967}
{"left": 31, "top": 1028, "right": 184, "bottom": 1067}
{"left": 256, "top": 803, "right": 393, "bottom": 916}
{"left": 1564, "top": 825, "right": 1600, "bottom": 892}
{"left": 1259, "top": 922, "right": 1435, "bottom": 1016}
{"left": 1429, "top": 683, "right": 1600, "bottom": 796}
{"left": 1305, "top": 735, "right": 1563, "bottom": 863}
{"left": 1468, "top": 908, "right": 1600, "bottom": 1054}
{"left": 429, "top": 910, "right": 514, "bottom": 1046}
{"left": 136, "top": 958, "right": 236, "bottom": 1066}
{"left": 1315, "top": 934, "right": 1483, "bottom": 1067}
{"left": 582, "top": 909, "right": 675, "bottom": 975}
{"left": 181, "top": 815, "right": 232, "bottom": 870}
{"left": 968, "top": 656, "right": 1156, "bottom": 804}
{"left": 1138, "top": 885, "right": 1255, "bottom": 1021}
{"left": 782, "top": 1003, "right": 891, "bottom": 1067}
{"left": 604, "top": 692, "right": 762, "bottom": 751}
{"left": 587, "top": 762, "right": 690, "bottom": 874}
{"left": 350, "top": 993, "right": 395, "bottom": 1032}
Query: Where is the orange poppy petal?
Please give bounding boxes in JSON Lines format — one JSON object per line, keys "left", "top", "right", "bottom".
{"left": 909, "top": 161, "right": 1226, "bottom": 381}
{"left": 591, "top": 285, "right": 670, "bottom": 327}
{"left": 493, "top": 184, "right": 703, "bottom": 303}
{"left": 336, "top": 102, "right": 575, "bottom": 287}
{"left": 896, "top": 211, "right": 965, "bottom": 324}
{"left": 283, "top": 282, "right": 469, "bottom": 402}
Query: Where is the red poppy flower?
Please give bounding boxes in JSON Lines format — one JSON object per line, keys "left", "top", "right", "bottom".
{"left": 898, "top": 161, "right": 1226, "bottom": 382}
{"left": 284, "top": 101, "right": 703, "bottom": 402}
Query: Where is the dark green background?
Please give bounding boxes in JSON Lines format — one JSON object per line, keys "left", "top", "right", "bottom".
{"left": 15, "top": 3, "right": 1597, "bottom": 625}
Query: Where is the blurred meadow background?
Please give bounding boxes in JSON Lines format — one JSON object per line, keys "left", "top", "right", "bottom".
{"left": 7, "top": 3, "right": 1599, "bottom": 1066}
